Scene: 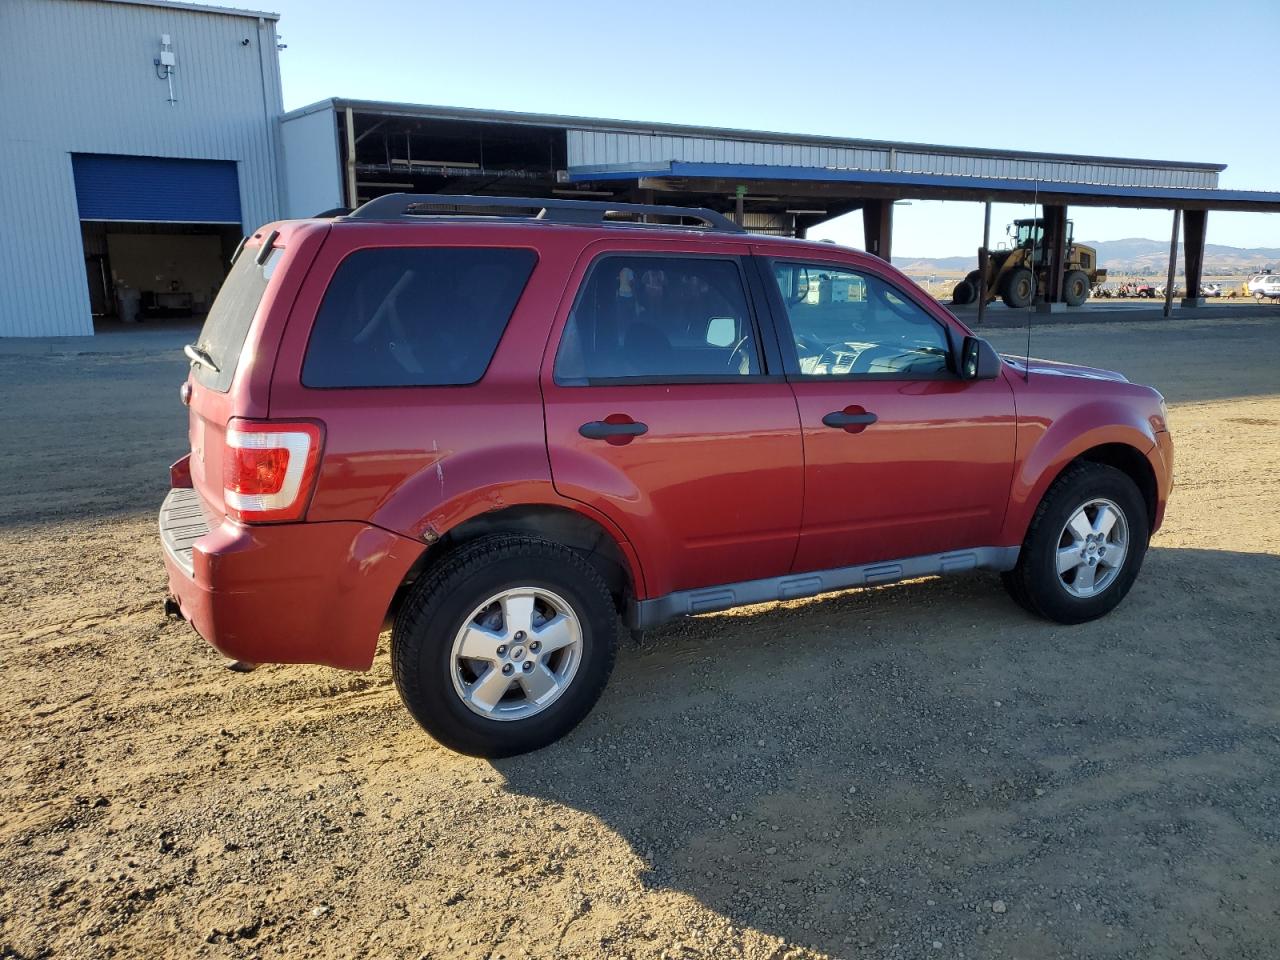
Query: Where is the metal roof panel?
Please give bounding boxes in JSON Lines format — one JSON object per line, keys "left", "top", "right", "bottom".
{"left": 287, "top": 97, "right": 1226, "bottom": 173}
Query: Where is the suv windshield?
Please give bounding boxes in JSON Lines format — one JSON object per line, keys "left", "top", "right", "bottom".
{"left": 190, "top": 246, "right": 281, "bottom": 392}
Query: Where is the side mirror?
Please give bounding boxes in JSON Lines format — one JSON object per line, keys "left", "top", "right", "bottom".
{"left": 961, "top": 335, "right": 1002, "bottom": 380}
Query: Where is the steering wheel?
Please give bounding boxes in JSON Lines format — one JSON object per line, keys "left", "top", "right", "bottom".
{"left": 726, "top": 336, "right": 753, "bottom": 375}
{"left": 849, "top": 342, "right": 910, "bottom": 374}
{"left": 816, "top": 345, "right": 848, "bottom": 373}
{"left": 795, "top": 332, "right": 826, "bottom": 356}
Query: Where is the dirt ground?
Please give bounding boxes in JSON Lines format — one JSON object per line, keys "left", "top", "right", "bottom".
{"left": 2, "top": 315, "right": 1278, "bottom": 960}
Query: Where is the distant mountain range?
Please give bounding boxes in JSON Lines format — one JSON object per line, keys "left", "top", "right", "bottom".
{"left": 897, "top": 238, "right": 1280, "bottom": 277}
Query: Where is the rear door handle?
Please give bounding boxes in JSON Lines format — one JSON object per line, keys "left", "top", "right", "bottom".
{"left": 822, "top": 410, "right": 878, "bottom": 429}
{"left": 579, "top": 419, "right": 649, "bottom": 441}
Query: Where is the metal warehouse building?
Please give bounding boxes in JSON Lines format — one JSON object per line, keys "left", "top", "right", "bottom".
{"left": 0, "top": 0, "right": 283, "bottom": 337}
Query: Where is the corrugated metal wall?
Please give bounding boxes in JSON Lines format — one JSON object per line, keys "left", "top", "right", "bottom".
{"left": 0, "top": 0, "right": 284, "bottom": 337}
{"left": 567, "top": 131, "right": 1220, "bottom": 191}
{"left": 280, "top": 104, "right": 344, "bottom": 219}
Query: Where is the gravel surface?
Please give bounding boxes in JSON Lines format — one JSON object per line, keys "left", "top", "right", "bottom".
{"left": 1, "top": 315, "right": 1278, "bottom": 959}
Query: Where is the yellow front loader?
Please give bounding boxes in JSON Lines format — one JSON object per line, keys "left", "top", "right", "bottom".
{"left": 952, "top": 218, "right": 1106, "bottom": 308}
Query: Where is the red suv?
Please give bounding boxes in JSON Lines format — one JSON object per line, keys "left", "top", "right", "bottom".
{"left": 160, "top": 195, "right": 1173, "bottom": 757}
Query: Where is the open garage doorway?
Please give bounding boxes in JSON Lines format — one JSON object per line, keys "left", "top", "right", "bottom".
{"left": 82, "top": 222, "right": 241, "bottom": 325}
{"left": 72, "top": 153, "right": 243, "bottom": 330}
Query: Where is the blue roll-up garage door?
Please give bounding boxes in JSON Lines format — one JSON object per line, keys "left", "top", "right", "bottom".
{"left": 72, "top": 154, "right": 241, "bottom": 224}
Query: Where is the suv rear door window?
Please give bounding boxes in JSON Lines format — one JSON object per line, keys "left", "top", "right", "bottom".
{"left": 303, "top": 247, "right": 536, "bottom": 388}
{"left": 191, "top": 246, "right": 282, "bottom": 392}
{"left": 554, "top": 256, "right": 761, "bottom": 382}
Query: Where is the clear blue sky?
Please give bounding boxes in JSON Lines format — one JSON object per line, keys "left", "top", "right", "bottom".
{"left": 262, "top": 0, "right": 1278, "bottom": 256}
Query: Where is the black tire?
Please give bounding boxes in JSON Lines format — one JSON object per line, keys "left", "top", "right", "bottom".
{"left": 1001, "top": 462, "right": 1149, "bottom": 625}
{"left": 392, "top": 534, "right": 618, "bottom": 757}
{"left": 1063, "top": 270, "right": 1090, "bottom": 307}
{"left": 952, "top": 280, "right": 976, "bottom": 305}
{"left": 1003, "top": 267, "right": 1035, "bottom": 308}
{"left": 1256, "top": 291, "right": 1266, "bottom": 302}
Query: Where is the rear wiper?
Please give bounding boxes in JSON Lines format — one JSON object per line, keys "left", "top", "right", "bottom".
{"left": 184, "top": 343, "right": 220, "bottom": 373}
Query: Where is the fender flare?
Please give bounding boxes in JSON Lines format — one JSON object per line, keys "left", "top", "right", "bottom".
{"left": 373, "top": 474, "right": 647, "bottom": 600}
{"left": 1001, "top": 403, "right": 1158, "bottom": 545}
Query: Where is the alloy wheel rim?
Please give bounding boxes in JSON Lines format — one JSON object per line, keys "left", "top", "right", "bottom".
{"left": 1055, "top": 498, "right": 1128, "bottom": 598}
{"left": 449, "top": 587, "right": 583, "bottom": 721}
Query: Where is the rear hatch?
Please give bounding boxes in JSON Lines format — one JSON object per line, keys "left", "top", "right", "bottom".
{"left": 182, "top": 225, "right": 317, "bottom": 516}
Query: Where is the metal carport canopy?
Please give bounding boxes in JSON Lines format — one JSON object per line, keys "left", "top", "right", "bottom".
{"left": 566, "top": 161, "right": 1280, "bottom": 213}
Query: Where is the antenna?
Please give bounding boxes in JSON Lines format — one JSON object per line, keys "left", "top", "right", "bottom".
{"left": 1023, "top": 182, "right": 1038, "bottom": 382}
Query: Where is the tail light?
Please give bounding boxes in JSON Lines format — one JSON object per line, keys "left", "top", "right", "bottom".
{"left": 223, "top": 419, "right": 324, "bottom": 523}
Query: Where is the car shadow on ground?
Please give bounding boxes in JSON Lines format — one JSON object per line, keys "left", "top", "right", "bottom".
{"left": 494, "top": 546, "right": 1280, "bottom": 957}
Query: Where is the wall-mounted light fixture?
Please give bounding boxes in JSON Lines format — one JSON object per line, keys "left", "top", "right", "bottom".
{"left": 154, "top": 34, "right": 177, "bottom": 104}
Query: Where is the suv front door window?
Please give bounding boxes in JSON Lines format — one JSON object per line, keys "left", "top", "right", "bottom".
{"left": 776, "top": 263, "right": 951, "bottom": 378}
{"left": 764, "top": 257, "right": 1017, "bottom": 572}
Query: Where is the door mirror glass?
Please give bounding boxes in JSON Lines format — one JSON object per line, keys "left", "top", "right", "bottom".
{"left": 706, "top": 316, "right": 736, "bottom": 348}
{"left": 961, "top": 335, "right": 1002, "bottom": 380}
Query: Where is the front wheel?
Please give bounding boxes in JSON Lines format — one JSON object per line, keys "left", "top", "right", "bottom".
{"left": 1063, "top": 270, "right": 1090, "bottom": 306}
{"left": 1003, "top": 267, "right": 1035, "bottom": 308}
{"left": 392, "top": 535, "right": 618, "bottom": 757}
{"left": 1002, "top": 462, "right": 1149, "bottom": 624}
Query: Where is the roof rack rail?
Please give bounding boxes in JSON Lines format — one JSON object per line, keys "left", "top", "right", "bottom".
{"left": 343, "top": 193, "right": 746, "bottom": 233}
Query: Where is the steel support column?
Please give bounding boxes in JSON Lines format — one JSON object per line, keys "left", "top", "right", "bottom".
{"left": 795, "top": 215, "right": 823, "bottom": 239}
{"left": 1164, "top": 209, "right": 1181, "bottom": 318}
{"left": 344, "top": 106, "right": 359, "bottom": 209}
{"left": 976, "top": 201, "right": 992, "bottom": 325}
{"left": 1182, "top": 209, "right": 1207, "bottom": 307}
{"left": 863, "top": 200, "right": 893, "bottom": 262}
{"left": 1042, "top": 205, "right": 1068, "bottom": 303}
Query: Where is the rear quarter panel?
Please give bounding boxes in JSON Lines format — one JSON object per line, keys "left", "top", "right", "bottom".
{"left": 266, "top": 223, "right": 645, "bottom": 590}
{"left": 187, "top": 221, "right": 329, "bottom": 516}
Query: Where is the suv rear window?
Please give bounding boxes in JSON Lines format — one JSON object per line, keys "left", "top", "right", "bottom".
{"left": 191, "top": 246, "right": 281, "bottom": 392}
{"left": 302, "top": 247, "right": 537, "bottom": 388}
{"left": 554, "top": 255, "right": 761, "bottom": 382}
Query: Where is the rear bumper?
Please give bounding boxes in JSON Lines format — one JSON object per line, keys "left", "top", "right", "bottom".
{"left": 159, "top": 488, "right": 424, "bottom": 671}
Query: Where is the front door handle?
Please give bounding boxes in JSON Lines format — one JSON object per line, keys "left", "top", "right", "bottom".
{"left": 822, "top": 408, "right": 878, "bottom": 432}
{"left": 579, "top": 418, "right": 649, "bottom": 443}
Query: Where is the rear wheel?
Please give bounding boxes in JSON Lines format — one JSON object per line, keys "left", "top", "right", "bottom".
{"left": 1002, "top": 462, "right": 1149, "bottom": 624}
{"left": 952, "top": 280, "right": 976, "bottom": 305}
{"left": 1063, "top": 270, "right": 1090, "bottom": 306}
{"left": 392, "top": 535, "right": 618, "bottom": 757}
{"left": 1003, "top": 267, "right": 1035, "bottom": 308}
{"left": 1256, "top": 291, "right": 1266, "bottom": 302}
